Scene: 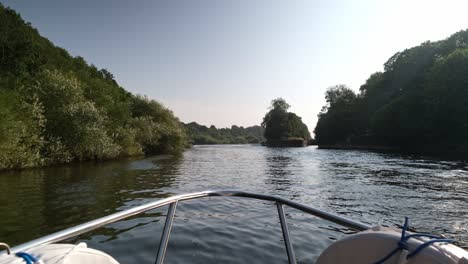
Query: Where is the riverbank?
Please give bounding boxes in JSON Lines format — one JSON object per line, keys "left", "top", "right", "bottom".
{"left": 264, "top": 138, "right": 308, "bottom": 147}
{"left": 318, "top": 143, "right": 468, "bottom": 161}
{"left": 317, "top": 144, "right": 396, "bottom": 151}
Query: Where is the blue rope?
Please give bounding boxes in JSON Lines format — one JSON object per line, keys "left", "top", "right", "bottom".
{"left": 15, "top": 252, "right": 39, "bottom": 264}
{"left": 407, "top": 238, "right": 454, "bottom": 259}
{"left": 373, "top": 217, "right": 454, "bottom": 264}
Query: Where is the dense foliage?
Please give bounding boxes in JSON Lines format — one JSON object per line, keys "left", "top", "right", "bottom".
{"left": 0, "top": 5, "right": 187, "bottom": 169}
{"left": 262, "top": 98, "right": 311, "bottom": 142}
{"left": 185, "top": 122, "right": 264, "bottom": 144}
{"left": 314, "top": 29, "right": 468, "bottom": 156}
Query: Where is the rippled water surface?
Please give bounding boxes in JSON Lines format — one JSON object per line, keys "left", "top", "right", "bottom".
{"left": 0, "top": 145, "right": 467, "bottom": 263}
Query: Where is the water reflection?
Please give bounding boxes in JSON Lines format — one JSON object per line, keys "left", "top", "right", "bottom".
{"left": 0, "top": 155, "right": 181, "bottom": 245}
{"left": 74, "top": 211, "right": 164, "bottom": 243}
{"left": 265, "top": 154, "right": 293, "bottom": 186}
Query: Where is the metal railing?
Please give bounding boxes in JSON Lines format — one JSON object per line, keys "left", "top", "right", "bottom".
{"left": 3, "top": 190, "right": 371, "bottom": 264}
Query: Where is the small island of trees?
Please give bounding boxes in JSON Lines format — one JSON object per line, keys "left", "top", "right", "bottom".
{"left": 262, "top": 98, "right": 311, "bottom": 147}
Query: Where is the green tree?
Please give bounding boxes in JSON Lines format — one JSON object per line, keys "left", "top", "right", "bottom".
{"left": 29, "top": 70, "right": 120, "bottom": 161}
{"left": 262, "top": 98, "right": 290, "bottom": 140}
{"left": 424, "top": 48, "right": 468, "bottom": 153}
{"left": 314, "top": 85, "right": 359, "bottom": 144}
{"left": 262, "top": 98, "right": 310, "bottom": 142}
{"left": 0, "top": 90, "right": 45, "bottom": 169}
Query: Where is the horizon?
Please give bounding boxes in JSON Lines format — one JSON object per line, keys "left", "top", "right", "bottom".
{"left": 2, "top": 0, "right": 468, "bottom": 130}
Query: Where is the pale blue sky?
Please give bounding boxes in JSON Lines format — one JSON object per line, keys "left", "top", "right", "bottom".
{"left": 3, "top": 0, "right": 468, "bottom": 130}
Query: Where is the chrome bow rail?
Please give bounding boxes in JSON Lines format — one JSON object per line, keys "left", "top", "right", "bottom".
{"left": 3, "top": 190, "right": 371, "bottom": 264}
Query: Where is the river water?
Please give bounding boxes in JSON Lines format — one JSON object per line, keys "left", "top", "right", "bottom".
{"left": 0, "top": 145, "right": 467, "bottom": 263}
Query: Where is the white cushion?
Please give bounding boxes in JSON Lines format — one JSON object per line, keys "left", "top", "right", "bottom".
{"left": 317, "top": 226, "right": 468, "bottom": 264}
{"left": 0, "top": 243, "right": 119, "bottom": 264}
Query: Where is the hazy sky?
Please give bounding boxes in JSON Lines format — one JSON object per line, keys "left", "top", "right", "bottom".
{"left": 3, "top": 0, "right": 468, "bottom": 130}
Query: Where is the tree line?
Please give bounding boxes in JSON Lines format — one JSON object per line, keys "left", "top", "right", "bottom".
{"left": 314, "top": 29, "right": 468, "bottom": 157}
{"left": 0, "top": 4, "right": 187, "bottom": 170}
{"left": 184, "top": 122, "right": 264, "bottom": 145}
{"left": 185, "top": 98, "right": 312, "bottom": 147}
{"left": 5, "top": 3, "right": 468, "bottom": 168}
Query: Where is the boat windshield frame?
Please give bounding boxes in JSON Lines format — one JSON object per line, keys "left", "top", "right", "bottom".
{"left": 2, "top": 190, "right": 371, "bottom": 264}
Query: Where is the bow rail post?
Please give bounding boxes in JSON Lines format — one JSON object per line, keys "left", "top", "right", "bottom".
{"left": 276, "top": 202, "right": 297, "bottom": 264}
{"left": 155, "top": 201, "right": 178, "bottom": 264}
